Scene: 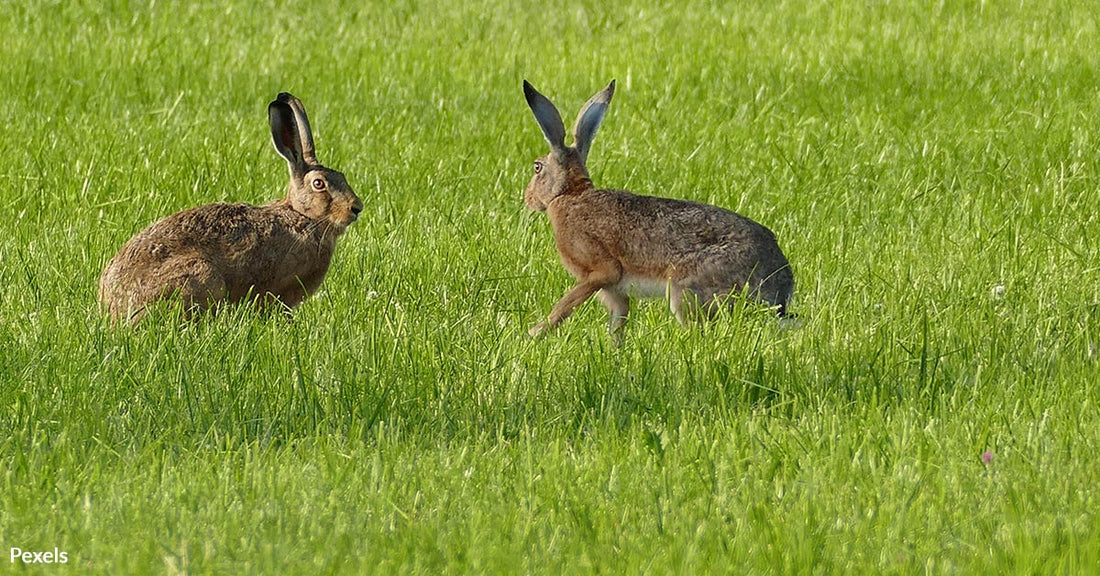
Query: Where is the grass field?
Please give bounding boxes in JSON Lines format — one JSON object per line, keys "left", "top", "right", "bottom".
{"left": 3, "top": 0, "right": 1100, "bottom": 573}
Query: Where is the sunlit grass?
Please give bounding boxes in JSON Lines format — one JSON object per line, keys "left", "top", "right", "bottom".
{"left": 1, "top": 0, "right": 1099, "bottom": 573}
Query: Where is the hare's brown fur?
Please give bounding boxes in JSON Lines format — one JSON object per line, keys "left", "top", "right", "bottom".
{"left": 523, "top": 80, "right": 793, "bottom": 338}
{"left": 99, "top": 93, "right": 362, "bottom": 321}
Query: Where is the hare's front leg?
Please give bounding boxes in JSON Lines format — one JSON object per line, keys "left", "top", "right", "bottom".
{"left": 529, "top": 267, "right": 621, "bottom": 337}
{"left": 597, "top": 289, "right": 629, "bottom": 337}
{"left": 528, "top": 281, "right": 603, "bottom": 337}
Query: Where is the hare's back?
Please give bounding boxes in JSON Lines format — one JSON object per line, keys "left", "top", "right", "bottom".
{"left": 119, "top": 203, "right": 278, "bottom": 262}
{"left": 599, "top": 189, "right": 780, "bottom": 254}
{"left": 103, "top": 202, "right": 295, "bottom": 292}
{"left": 599, "top": 190, "right": 792, "bottom": 309}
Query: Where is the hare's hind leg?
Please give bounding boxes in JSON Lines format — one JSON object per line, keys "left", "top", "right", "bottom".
{"left": 668, "top": 283, "right": 692, "bottom": 326}
{"left": 160, "top": 262, "right": 228, "bottom": 316}
{"left": 671, "top": 284, "right": 714, "bottom": 326}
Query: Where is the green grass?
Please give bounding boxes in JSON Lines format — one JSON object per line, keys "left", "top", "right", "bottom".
{"left": 2, "top": 0, "right": 1100, "bottom": 573}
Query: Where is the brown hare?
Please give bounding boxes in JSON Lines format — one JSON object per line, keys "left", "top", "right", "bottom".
{"left": 99, "top": 93, "right": 363, "bottom": 322}
{"left": 522, "top": 80, "right": 793, "bottom": 338}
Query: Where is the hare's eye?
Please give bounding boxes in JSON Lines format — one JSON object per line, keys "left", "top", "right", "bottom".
{"left": 311, "top": 178, "right": 326, "bottom": 191}
{"left": 533, "top": 161, "right": 543, "bottom": 174}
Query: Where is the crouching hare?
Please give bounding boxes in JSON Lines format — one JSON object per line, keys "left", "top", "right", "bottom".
{"left": 522, "top": 80, "right": 793, "bottom": 338}
{"left": 99, "top": 93, "right": 362, "bottom": 322}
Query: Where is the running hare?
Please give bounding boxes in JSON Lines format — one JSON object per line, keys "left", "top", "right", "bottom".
{"left": 523, "top": 80, "right": 793, "bottom": 338}
{"left": 99, "top": 93, "right": 362, "bottom": 321}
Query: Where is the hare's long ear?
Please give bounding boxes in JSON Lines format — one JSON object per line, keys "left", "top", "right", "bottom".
{"left": 269, "top": 97, "right": 307, "bottom": 177}
{"left": 281, "top": 93, "right": 318, "bottom": 165}
{"left": 573, "top": 80, "right": 615, "bottom": 163}
{"left": 523, "top": 80, "right": 566, "bottom": 154}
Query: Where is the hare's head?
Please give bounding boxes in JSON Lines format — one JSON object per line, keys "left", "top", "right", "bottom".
{"left": 523, "top": 80, "right": 615, "bottom": 211}
{"left": 269, "top": 93, "right": 363, "bottom": 232}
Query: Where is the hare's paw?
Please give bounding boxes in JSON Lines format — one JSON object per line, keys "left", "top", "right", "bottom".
{"left": 528, "top": 321, "right": 549, "bottom": 338}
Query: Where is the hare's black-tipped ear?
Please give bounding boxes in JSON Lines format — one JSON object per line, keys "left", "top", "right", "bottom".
{"left": 279, "top": 92, "right": 318, "bottom": 165}
{"left": 523, "top": 80, "right": 566, "bottom": 154}
{"left": 269, "top": 97, "right": 306, "bottom": 176}
{"left": 573, "top": 79, "right": 615, "bottom": 163}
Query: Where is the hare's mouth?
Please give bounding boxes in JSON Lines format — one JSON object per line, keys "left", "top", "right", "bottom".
{"left": 333, "top": 212, "right": 359, "bottom": 230}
